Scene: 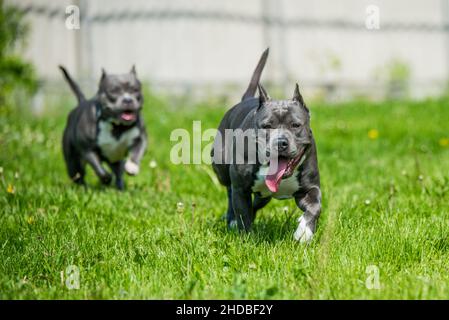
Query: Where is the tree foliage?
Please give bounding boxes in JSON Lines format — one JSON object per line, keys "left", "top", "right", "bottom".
{"left": 0, "top": 0, "right": 37, "bottom": 107}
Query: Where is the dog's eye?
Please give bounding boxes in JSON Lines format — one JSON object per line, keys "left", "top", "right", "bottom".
{"left": 260, "top": 123, "right": 272, "bottom": 129}
{"left": 291, "top": 123, "right": 301, "bottom": 128}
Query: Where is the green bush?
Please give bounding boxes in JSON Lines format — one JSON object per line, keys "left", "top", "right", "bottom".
{"left": 0, "top": 0, "right": 37, "bottom": 109}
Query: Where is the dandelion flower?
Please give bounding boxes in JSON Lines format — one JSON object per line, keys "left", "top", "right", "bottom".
{"left": 6, "top": 184, "right": 15, "bottom": 194}
{"left": 149, "top": 160, "right": 157, "bottom": 168}
{"left": 176, "top": 202, "right": 185, "bottom": 214}
{"left": 368, "top": 129, "right": 379, "bottom": 140}
{"left": 439, "top": 138, "right": 449, "bottom": 147}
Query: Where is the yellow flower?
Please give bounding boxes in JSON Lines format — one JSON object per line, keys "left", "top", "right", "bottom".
{"left": 27, "top": 216, "right": 35, "bottom": 224}
{"left": 6, "top": 184, "right": 15, "bottom": 194}
{"left": 368, "top": 129, "right": 379, "bottom": 140}
{"left": 439, "top": 138, "right": 449, "bottom": 147}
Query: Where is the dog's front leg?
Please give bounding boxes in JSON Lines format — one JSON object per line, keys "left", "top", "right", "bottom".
{"left": 294, "top": 187, "right": 321, "bottom": 243}
{"left": 84, "top": 151, "right": 112, "bottom": 185}
{"left": 109, "top": 161, "right": 125, "bottom": 190}
{"left": 125, "top": 134, "right": 147, "bottom": 176}
{"left": 231, "top": 186, "right": 254, "bottom": 232}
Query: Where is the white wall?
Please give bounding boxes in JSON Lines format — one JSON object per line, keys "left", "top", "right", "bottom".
{"left": 9, "top": 0, "right": 449, "bottom": 100}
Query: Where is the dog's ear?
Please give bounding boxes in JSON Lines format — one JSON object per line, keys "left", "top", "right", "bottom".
{"left": 100, "top": 68, "right": 107, "bottom": 82}
{"left": 258, "top": 84, "right": 270, "bottom": 106}
{"left": 130, "top": 65, "right": 137, "bottom": 76}
{"left": 99, "top": 68, "right": 107, "bottom": 89}
{"left": 293, "top": 83, "right": 304, "bottom": 104}
{"left": 293, "top": 83, "right": 309, "bottom": 113}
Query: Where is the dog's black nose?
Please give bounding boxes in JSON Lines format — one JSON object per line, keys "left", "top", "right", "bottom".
{"left": 122, "top": 96, "right": 133, "bottom": 105}
{"left": 276, "top": 137, "right": 289, "bottom": 151}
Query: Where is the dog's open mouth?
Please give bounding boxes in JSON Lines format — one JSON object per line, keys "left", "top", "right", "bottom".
{"left": 265, "top": 148, "right": 306, "bottom": 193}
{"left": 120, "top": 110, "right": 137, "bottom": 122}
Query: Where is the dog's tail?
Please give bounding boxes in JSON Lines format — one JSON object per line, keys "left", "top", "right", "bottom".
{"left": 241, "top": 47, "right": 269, "bottom": 101}
{"left": 58, "top": 65, "right": 86, "bottom": 103}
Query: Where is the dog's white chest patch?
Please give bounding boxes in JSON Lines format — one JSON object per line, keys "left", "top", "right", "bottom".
{"left": 97, "top": 121, "right": 139, "bottom": 163}
{"left": 252, "top": 164, "right": 301, "bottom": 200}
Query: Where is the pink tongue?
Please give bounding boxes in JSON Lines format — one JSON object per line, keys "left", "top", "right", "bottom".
{"left": 265, "top": 159, "right": 288, "bottom": 193}
{"left": 121, "top": 113, "right": 135, "bottom": 121}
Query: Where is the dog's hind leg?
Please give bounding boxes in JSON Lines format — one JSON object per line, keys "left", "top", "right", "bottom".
{"left": 63, "top": 144, "right": 86, "bottom": 185}
{"left": 65, "top": 154, "right": 86, "bottom": 185}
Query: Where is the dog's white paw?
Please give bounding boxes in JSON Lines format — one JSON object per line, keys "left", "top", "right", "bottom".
{"left": 294, "top": 216, "right": 314, "bottom": 243}
{"left": 125, "top": 160, "right": 139, "bottom": 176}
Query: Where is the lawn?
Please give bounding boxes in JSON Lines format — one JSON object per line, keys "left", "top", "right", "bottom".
{"left": 0, "top": 92, "right": 448, "bottom": 299}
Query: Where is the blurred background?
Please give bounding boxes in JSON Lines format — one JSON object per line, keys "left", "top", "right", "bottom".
{"left": 3, "top": 0, "right": 449, "bottom": 108}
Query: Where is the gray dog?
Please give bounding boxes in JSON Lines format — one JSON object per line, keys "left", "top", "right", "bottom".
{"left": 211, "top": 49, "right": 321, "bottom": 243}
{"left": 59, "top": 66, "right": 147, "bottom": 190}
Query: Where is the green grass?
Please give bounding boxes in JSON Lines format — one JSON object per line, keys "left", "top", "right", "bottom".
{"left": 1, "top": 93, "right": 448, "bottom": 299}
